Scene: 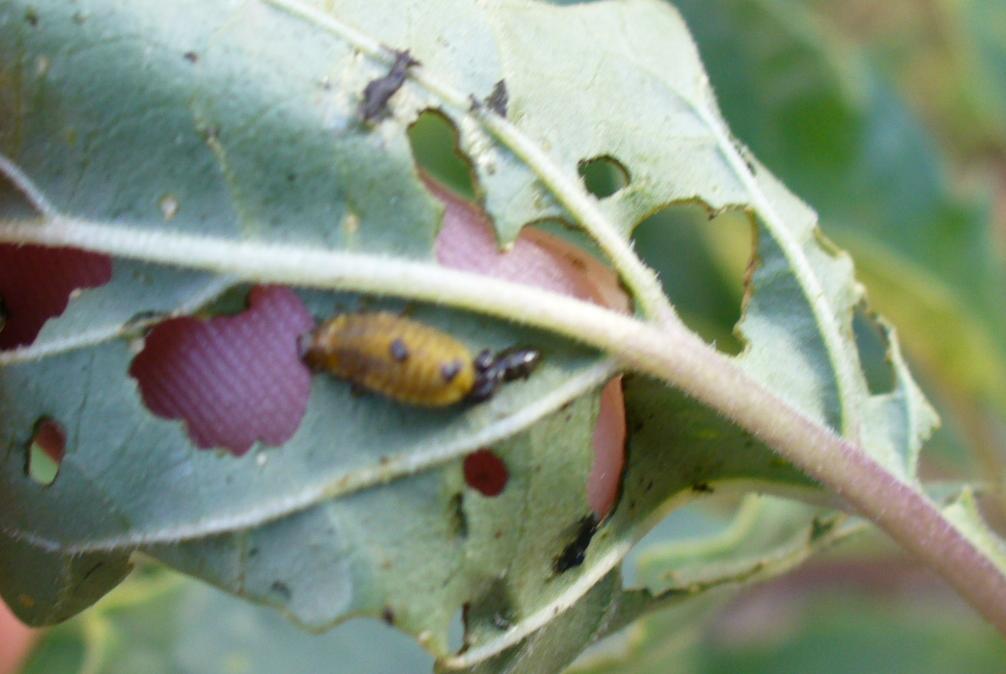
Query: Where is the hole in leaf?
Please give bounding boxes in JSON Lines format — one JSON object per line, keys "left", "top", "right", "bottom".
{"left": 463, "top": 449, "right": 508, "bottom": 497}
{"left": 588, "top": 377, "right": 626, "bottom": 519}
{"left": 27, "top": 417, "right": 65, "bottom": 486}
{"left": 128, "top": 286, "right": 313, "bottom": 456}
{"left": 408, "top": 109, "right": 476, "bottom": 200}
{"left": 853, "top": 308, "right": 895, "bottom": 395}
{"left": 577, "top": 156, "right": 629, "bottom": 198}
{"left": 633, "top": 204, "right": 748, "bottom": 354}
{"left": 0, "top": 244, "right": 113, "bottom": 349}
{"left": 428, "top": 178, "right": 631, "bottom": 313}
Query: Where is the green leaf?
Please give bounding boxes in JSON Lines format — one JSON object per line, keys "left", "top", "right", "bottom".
{"left": 0, "top": 0, "right": 986, "bottom": 670}
{"left": 453, "top": 497, "right": 862, "bottom": 674}
{"left": 21, "top": 567, "right": 435, "bottom": 674}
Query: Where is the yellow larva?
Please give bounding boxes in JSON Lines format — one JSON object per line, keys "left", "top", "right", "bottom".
{"left": 303, "top": 312, "right": 477, "bottom": 406}
{"left": 302, "top": 312, "right": 542, "bottom": 407}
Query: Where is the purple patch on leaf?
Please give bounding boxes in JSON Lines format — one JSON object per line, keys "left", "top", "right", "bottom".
{"left": 129, "top": 286, "right": 314, "bottom": 456}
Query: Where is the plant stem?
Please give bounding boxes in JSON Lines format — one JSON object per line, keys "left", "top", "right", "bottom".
{"left": 2, "top": 215, "right": 1005, "bottom": 634}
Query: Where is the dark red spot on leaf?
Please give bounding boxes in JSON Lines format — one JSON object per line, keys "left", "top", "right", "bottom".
{"left": 463, "top": 449, "right": 509, "bottom": 497}
{"left": 128, "top": 286, "right": 313, "bottom": 456}
{"left": 0, "top": 244, "right": 113, "bottom": 349}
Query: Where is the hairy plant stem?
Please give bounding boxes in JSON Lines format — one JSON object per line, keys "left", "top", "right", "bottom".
{"left": 2, "top": 215, "right": 1005, "bottom": 634}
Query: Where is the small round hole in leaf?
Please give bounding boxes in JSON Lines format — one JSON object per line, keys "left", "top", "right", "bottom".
{"left": 577, "top": 156, "right": 629, "bottom": 198}
{"left": 27, "top": 417, "right": 65, "bottom": 486}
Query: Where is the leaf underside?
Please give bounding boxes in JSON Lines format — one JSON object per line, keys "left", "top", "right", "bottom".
{"left": 0, "top": 1, "right": 966, "bottom": 671}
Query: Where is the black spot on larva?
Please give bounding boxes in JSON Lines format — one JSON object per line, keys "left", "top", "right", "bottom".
{"left": 486, "top": 80, "right": 508, "bottom": 117}
{"left": 390, "top": 338, "right": 410, "bottom": 362}
{"left": 25, "top": 9, "right": 39, "bottom": 26}
{"left": 691, "top": 482, "right": 714, "bottom": 494}
{"left": 382, "top": 606, "right": 396, "bottom": 625}
{"left": 183, "top": 51, "right": 198, "bottom": 63}
{"left": 441, "top": 360, "right": 462, "bottom": 382}
{"left": 553, "top": 515, "right": 598, "bottom": 574}
{"left": 270, "top": 581, "right": 292, "bottom": 602}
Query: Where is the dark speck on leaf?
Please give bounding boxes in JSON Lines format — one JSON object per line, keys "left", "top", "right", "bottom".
{"left": 382, "top": 606, "right": 396, "bottom": 624}
{"left": 360, "top": 49, "right": 419, "bottom": 123}
{"left": 270, "top": 580, "right": 292, "bottom": 602}
{"left": 691, "top": 482, "right": 714, "bottom": 494}
{"left": 390, "top": 338, "right": 410, "bottom": 362}
{"left": 486, "top": 80, "right": 508, "bottom": 117}
{"left": 183, "top": 51, "right": 198, "bottom": 63}
{"left": 25, "top": 9, "right": 39, "bottom": 26}
{"left": 492, "top": 612, "right": 512, "bottom": 630}
{"left": 553, "top": 515, "right": 598, "bottom": 573}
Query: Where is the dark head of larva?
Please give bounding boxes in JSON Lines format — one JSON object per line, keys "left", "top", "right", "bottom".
{"left": 494, "top": 347, "right": 542, "bottom": 382}
{"left": 465, "top": 347, "right": 541, "bottom": 403}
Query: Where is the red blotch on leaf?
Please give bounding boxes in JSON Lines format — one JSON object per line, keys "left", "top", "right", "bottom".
{"left": 427, "top": 176, "right": 628, "bottom": 519}
{"left": 0, "top": 244, "right": 113, "bottom": 349}
{"left": 32, "top": 418, "right": 66, "bottom": 464}
{"left": 128, "top": 286, "right": 314, "bottom": 456}
{"left": 463, "top": 449, "right": 509, "bottom": 497}
{"left": 588, "top": 378, "right": 626, "bottom": 518}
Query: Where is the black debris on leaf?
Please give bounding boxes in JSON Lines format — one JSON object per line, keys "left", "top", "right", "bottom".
{"left": 485, "top": 79, "right": 508, "bottom": 117}
{"left": 360, "top": 49, "right": 420, "bottom": 123}
{"left": 553, "top": 515, "right": 599, "bottom": 573}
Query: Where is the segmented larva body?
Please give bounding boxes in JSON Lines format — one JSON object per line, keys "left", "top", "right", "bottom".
{"left": 303, "top": 312, "right": 476, "bottom": 406}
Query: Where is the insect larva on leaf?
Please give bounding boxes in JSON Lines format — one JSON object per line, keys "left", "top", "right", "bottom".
{"left": 301, "top": 312, "right": 541, "bottom": 407}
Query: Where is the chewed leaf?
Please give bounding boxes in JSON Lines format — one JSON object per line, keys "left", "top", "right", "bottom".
{"left": 129, "top": 286, "right": 313, "bottom": 455}
{"left": 0, "top": 244, "right": 112, "bottom": 349}
{"left": 0, "top": 0, "right": 980, "bottom": 670}
{"left": 446, "top": 497, "right": 864, "bottom": 674}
